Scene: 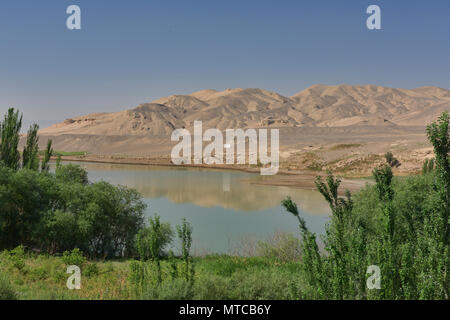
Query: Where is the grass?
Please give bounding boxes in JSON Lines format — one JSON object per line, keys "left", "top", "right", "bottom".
{"left": 334, "top": 154, "right": 383, "bottom": 173}
{"left": 0, "top": 254, "right": 304, "bottom": 300}
{"left": 329, "top": 143, "right": 363, "bottom": 151}
{"left": 54, "top": 151, "right": 87, "bottom": 157}
{"left": 0, "top": 233, "right": 307, "bottom": 300}
{"left": 37, "top": 151, "right": 87, "bottom": 157}
{"left": 0, "top": 251, "right": 136, "bottom": 300}
{"left": 301, "top": 152, "right": 324, "bottom": 172}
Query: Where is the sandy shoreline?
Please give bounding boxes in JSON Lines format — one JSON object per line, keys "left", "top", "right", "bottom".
{"left": 58, "top": 155, "right": 372, "bottom": 194}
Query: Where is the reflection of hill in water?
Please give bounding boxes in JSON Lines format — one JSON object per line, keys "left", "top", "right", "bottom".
{"left": 78, "top": 163, "right": 330, "bottom": 215}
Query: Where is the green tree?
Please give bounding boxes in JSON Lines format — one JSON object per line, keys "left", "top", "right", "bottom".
{"left": 22, "top": 124, "right": 40, "bottom": 170}
{"left": 37, "top": 210, "right": 80, "bottom": 254}
{"left": 316, "top": 173, "right": 355, "bottom": 299}
{"left": 0, "top": 108, "right": 147, "bottom": 260}
{"left": 55, "top": 163, "right": 88, "bottom": 185}
{"left": 136, "top": 215, "right": 174, "bottom": 283}
{"left": 371, "top": 165, "right": 401, "bottom": 299}
{"left": 41, "top": 139, "right": 53, "bottom": 172}
{"left": 418, "top": 112, "right": 450, "bottom": 299}
{"left": 136, "top": 215, "right": 174, "bottom": 261}
{"left": 0, "top": 167, "right": 58, "bottom": 248}
{"left": 0, "top": 274, "right": 18, "bottom": 300}
{"left": 281, "top": 196, "right": 326, "bottom": 298}
{"left": 77, "top": 182, "right": 146, "bottom": 258}
{"left": 280, "top": 113, "right": 450, "bottom": 300}
{"left": 56, "top": 154, "right": 62, "bottom": 169}
{"left": 177, "top": 218, "right": 193, "bottom": 283}
{"left": 0, "top": 108, "right": 22, "bottom": 170}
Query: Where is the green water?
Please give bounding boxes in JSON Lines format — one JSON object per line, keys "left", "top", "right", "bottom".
{"left": 63, "top": 162, "right": 331, "bottom": 254}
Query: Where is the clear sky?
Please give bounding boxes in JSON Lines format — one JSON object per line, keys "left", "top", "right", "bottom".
{"left": 1, "top": 0, "right": 450, "bottom": 128}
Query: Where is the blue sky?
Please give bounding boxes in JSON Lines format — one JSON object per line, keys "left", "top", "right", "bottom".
{"left": 1, "top": 0, "right": 449, "bottom": 128}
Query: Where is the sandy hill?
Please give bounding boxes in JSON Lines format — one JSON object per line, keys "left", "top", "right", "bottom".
{"left": 38, "top": 84, "right": 450, "bottom": 157}
{"left": 290, "top": 84, "right": 450, "bottom": 126}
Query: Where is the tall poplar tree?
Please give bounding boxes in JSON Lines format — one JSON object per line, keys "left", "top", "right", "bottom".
{"left": 0, "top": 108, "right": 22, "bottom": 170}
{"left": 22, "top": 124, "right": 40, "bottom": 170}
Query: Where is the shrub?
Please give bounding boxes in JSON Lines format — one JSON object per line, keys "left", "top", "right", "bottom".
{"left": 0, "top": 274, "right": 18, "bottom": 300}
{"left": 227, "top": 269, "right": 299, "bottom": 300}
{"left": 104, "top": 262, "right": 115, "bottom": 273}
{"left": 135, "top": 215, "right": 174, "bottom": 284}
{"left": 135, "top": 215, "right": 174, "bottom": 261}
{"left": 55, "top": 164, "right": 88, "bottom": 185}
{"left": 190, "top": 269, "right": 301, "bottom": 300}
{"left": 129, "top": 260, "right": 149, "bottom": 293}
{"left": 30, "top": 266, "right": 50, "bottom": 281}
{"left": 280, "top": 112, "right": 450, "bottom": 300}
{"left": 38, "top": 210, "right": 80, "bottom": 254}
{"left": 51, "top": 269, "right": 67, "bottom": 283}
{"left": 201, "top": 255, "right": 252, "bottom": 277}
{"left": 385, "top": 151, "right": 400, "bottom": 168}
{"left": 10, "top": 245, "right": 26, "bottom": 272}
{"left": 177, "top": 218, "right": 193, "bottom": 282}
{"left": 256, "top": 232, "right": 302, "bottom": 263}
{"left": 77, "top": 182, "right": 146, "bottom": 258}
{"left": 0, "top": 109, "right": 146, "bottom": 260}
{"left": 0, "top": 168, "right": 58, "bottom": 249}
{"left": 422, "top": 158, "right": 435, "bottom": 174}
{"left": 192, "top": 275, "right": 230, "bottom": 299}
{"left": 142, "top": 278, "right": 193, "bottom": 300}
{"left": 62, "top": 248, "right": 86, "bottom": 266}
{"left": 83, "top": 263, "right": 99, "bottom": 278}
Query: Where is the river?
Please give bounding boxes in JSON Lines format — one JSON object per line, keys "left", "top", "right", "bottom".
{"left": 61, "top": 162, "right": 331, "bottom": 254}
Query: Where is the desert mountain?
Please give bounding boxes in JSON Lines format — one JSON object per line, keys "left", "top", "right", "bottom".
{"left": 38, "top": 84, "right": 450, "bottom": 155}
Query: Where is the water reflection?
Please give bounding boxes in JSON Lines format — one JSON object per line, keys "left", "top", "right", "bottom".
{"left": 75, "top": 162, "right": 330, "bottom": 215}
{"left": 58, "top": 162, "right": 331, "bottom": 253}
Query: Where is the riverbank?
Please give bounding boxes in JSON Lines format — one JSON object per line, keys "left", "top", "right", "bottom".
{"left": 56, "top": 154, "right": 372, "bottom": 194}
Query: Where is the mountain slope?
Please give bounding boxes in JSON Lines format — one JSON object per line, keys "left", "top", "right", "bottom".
{"left": 38, "top": 84, "right": 450, "bottom": 155}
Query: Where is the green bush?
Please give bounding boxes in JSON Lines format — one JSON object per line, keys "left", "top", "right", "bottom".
{"left": 0, "top": 108, "right": 146, "bottom": 259}
{"left": 142, "top": 278, "right": 194, "bottom": 300}
{"left": 256, "top": 232, "right": 302, "bottom": 263}
{"left": 55, "top": 164, "right": 89, "bottom": 185}
{"left": 135, "top": 215, "right": 174, "bottom": 261}
{"left": 0, "top": 274, "right": 18, "bottom": 300}
{"left": 62, "top": 248, "right": 86, "bottom": 266}
{"left": 83, "top": 263, "right": 99, "bottom": 278}
{"left": 199, "top": 255, "right": 256, "bottom": 277}
{"left": 128, "top": 260, "right": 149, "bottom": 291}
{"left": 51, "top": 269, "right": 67, "bottom": 283}
{"left": 104, "top": 262, "right": 115, "bottom": 273}
{"left": 191, "top": 275, "right": 230, "bottom": 300}
{"left": 280, "top": 112, "right": 450, "bottom": 300}
{"left": 227, "top": 269, "right": 299, "bottom": 300}
{"left": 177, "top": 218, "right": 193, "bottom": 282}
{"left": 30, "top": 266, "right": 50, "bottom": 281}
{"left": 0, "top": 162, "right": 146, "bottom": 258}
{"left": 385, "top": 151, "right": 400, "bottom": 168}
{"left": 10, "top": 246, "right": 26, "bottom": 272}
